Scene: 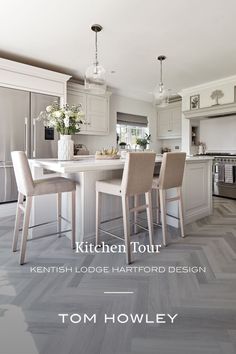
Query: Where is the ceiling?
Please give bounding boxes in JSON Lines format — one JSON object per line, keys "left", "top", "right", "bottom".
{"left": 1, "top": 0, "right": 236, "bottom": 101}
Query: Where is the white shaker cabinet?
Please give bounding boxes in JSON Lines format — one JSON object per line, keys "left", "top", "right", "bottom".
{"left": 67, "top": 90, "right": 87, "bottom": 133}
{"left": 67, "top": 82, "right": 111, "bottom": 135}
{"left": 157, "top": 102, "right": 182, "bottom": 139}
{"left": 86, "top": 94, "right": 108, "bottom": 134}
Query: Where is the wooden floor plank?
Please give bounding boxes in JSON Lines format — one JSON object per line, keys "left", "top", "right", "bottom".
{"left": 0, "top": 197, "right": 235, "bottom": 354}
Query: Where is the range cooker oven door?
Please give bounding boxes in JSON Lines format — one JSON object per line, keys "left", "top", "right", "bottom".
{"left": 213, "top": 160, "right": 236, "bottom": 199}
{"left": 213, "top": 161, "right": 220, "bottom": 196}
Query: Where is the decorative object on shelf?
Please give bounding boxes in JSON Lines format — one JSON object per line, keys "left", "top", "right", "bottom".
{"left": 190, "top": 94, "right": 200, "bottom": 110}
{"left": 191, "top": 126, "right": 198, "bottom": 146}
{"left": 119, "top": 142, "right": 127, "bottom": 150}
{"left": 95, "top": 147, "right": 120, "bottom": 160}
{"left": 161, "top": 147, "right": 171, "bottom": 154}
{"left": 38, "top": 101, "right": 84, "bottom": 160}
{"left": 153, "top": 55, "right": 170, "bottom": 107}
{"left": 136, "top": 134, "right": 151, "bottom": 151}
{"left": 210, "top": 89, "right": 224, "bottom": 105}
{"left": 74, "top": 144, "right": 89, "bottom": 155}
{"left": 197, "top": 142, "right": 206, "bottom": 155}
{"left": 85, "top": 24, "right": 106, "bottom": 95}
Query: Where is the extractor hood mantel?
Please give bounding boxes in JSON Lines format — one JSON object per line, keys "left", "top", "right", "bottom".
{"left": 183, "top": 102, "right": 236, "bottom": 120}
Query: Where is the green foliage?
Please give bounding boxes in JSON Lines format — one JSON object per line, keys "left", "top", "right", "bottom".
{"left": 136, "top": 134, "right": 151, "bottom": 149}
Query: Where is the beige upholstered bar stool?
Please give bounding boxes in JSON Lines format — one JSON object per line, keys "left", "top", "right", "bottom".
{"left": 96, "top": 152, "right": 156, "bottom": 264}
{"left": 152, "top": 152, "right": 186, "bottom": 246}
{"left": 11, "top": 151, "right": 76, "bottom": 265}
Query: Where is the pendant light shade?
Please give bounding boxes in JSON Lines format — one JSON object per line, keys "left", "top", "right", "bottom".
{"left": 85, "top": 24, "right": 106, "bottom": 95}
{"left": 153, "top": 55, "right": 169, "bottom": 107}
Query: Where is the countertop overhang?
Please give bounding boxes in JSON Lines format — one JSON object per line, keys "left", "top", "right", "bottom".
{"left": 29, "top": 155, "right": 213, "bottom": 174}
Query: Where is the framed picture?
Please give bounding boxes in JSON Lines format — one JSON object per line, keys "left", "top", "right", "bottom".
{"left": 190, "top": 94, "right": 200, "bottom": 110}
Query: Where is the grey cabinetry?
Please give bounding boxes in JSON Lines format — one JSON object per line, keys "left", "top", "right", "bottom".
{"left": 0, "top": 87, "right": 30, "bottom": 160}
{"left": 31, "top": 92, "right": 59, "bottom": 158}
{"left": 0, "top": 87, "right": 29, "bottom": 203}
{"left": 0, "top": 87, "right": 59, "bottom": 203}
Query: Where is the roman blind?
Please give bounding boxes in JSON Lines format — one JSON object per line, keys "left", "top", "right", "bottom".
{"left": 117, "top": 112, "right": 148, "bottom": 127}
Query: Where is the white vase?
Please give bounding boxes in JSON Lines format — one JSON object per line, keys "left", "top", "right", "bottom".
{"left": 58, "top": 135, "right": 74, "bottom": 160}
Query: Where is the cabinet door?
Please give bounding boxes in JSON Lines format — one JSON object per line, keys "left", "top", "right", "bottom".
{"left": 67, "top": 91, "right": 87, "bottom": 132}
{"left": 0, "top": 86, "right": 30, "bottom": 202}
{"left": 157, "top": 106, "right": 181, "bottom": 139}
{"left": 86, "top": 95, "right": 108, "bottom": 134}
{"left": 157, "top": 110, "right": 171, "bottom": 137}
{"left": 169, "top": 108, "right": 181, "bottom": 137}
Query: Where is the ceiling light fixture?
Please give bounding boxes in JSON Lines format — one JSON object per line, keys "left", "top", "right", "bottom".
{"left": 85, "top": 24, "right": 106, "bottom": 95}
{"left": 153, "top": 55, "right": 169, "bottom": 107}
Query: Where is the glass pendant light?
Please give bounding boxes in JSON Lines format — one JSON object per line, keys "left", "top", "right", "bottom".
{"left": 153, "top": 55, "right": 169, "bottom": 107}
{"left": 85, "top": 24, "right": 106, "bottom": 95}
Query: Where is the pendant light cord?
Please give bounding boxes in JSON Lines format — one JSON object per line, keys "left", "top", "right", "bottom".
{"left": 159, "top": 58, "right": 163, "bottom": 92}
{"left": 95, "top": 30, "right": 98, "bottom": 69}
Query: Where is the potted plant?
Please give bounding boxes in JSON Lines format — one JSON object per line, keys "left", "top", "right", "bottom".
{"left": 38, "top": 101, "right": 84, "bottom": 160}
{"left": 136, "top": 134, "right": 151, "bottom": 151}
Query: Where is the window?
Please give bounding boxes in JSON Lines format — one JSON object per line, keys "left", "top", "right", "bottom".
{"left": 116, "top": 112, "right": 149, "bottom": 149}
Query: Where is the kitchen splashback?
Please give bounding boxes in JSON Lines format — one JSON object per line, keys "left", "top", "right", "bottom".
{"left": 200, "top": 115, "right": 236, "bottom": 152}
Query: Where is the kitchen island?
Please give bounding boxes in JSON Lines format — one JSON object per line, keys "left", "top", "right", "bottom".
{"left": 29, "top": 155, "right": 213, "bottom": 241}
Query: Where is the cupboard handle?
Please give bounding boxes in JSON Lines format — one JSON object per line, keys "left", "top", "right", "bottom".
{"left": 24, "top": 117, "right": 29, "bottom": 156}
{"left": 33, "top": 118, "right": 36, "bottom": 158}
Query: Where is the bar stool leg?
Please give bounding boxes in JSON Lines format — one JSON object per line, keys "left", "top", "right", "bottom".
{"left": 20, "top": 196, "right": 32, "bottom": 265}
{"left": 12, "top": 192, "right": 24, "bottom": 252}
{"left": 71, "top": 190, "right": 76, "bottom": 249}
{"left": 145, "top": 191, "right": 154, "bottom": 246}
{"left": 122, "top": 196, "right": 131, "bottom": 264}
{"left": 159, "top": 189, "right": 167, "bottom": 247}
{"left": 96, "top": 191, "right": 102, "bottom": 246}
{"left": 57, "top": 193, "right": 62, "bottom": 237}
{"left": 134, "top": 194, "right": 139, "bottom": 234}
{"left": 178, "top": 187, "right": 185, "bottom": 238}
{"left": 156, "top": 188, "right": 160, "bottom": 224}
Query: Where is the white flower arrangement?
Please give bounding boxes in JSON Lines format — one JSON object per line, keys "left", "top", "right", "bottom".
{"left": 38, "top": 101, "right": 85, "bottom": 135}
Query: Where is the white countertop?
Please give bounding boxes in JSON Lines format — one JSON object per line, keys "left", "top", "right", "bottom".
{"left": 29, "top": 155, "right": 213, "bottom": 174}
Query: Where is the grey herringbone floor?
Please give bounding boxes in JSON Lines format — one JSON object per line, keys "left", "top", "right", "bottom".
{"left": 0, "top": 197, "right": 236, "bottom": 354}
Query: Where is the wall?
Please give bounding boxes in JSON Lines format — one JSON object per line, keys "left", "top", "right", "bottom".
{"left": 74, "top": 94, "right": 160, "bottom": 154}
{"left": 160, "top": 138, "right": 182, "bottom": 152}
{"left": 180, "top": 75, "right": 236, "bottom": 155}
{"left": 200, "top": 116, "right": 236, "bottom": 152}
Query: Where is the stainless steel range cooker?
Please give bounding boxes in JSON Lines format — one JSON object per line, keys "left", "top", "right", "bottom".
{"left": 204, "top": 153, "right": 236, "bottom": 199}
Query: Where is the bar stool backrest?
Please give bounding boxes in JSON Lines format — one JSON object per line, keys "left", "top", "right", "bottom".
{"left": 11, "top": 151, "right": 35, "bottom": 196}
{"left": 158, "top": 152, "right": 186, "bottom": 190}
{"left": 121, "top": 152, "right": 156, "bottom": 196}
